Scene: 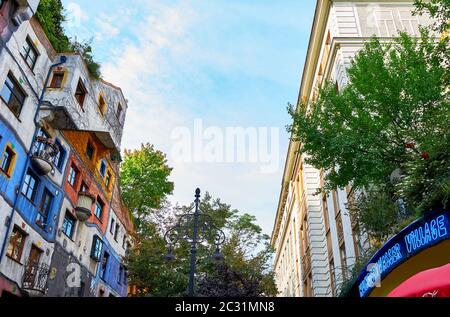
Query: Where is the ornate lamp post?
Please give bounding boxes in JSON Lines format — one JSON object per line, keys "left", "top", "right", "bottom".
{"left": 164, "top": 188, "right": 226, "bottom": 297}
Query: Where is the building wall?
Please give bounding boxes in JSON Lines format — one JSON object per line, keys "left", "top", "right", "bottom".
{"left": 272, "top": 0, "right": 433, "bottom": 297}
{"left": 0, "top": 1, "right": 133, "bottom": 297}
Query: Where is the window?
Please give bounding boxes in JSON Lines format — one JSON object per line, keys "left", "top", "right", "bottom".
{"left": 68, "top": 164, "right": 78, "bottom": 188}
{"left": 74, "top": 79, "right": 87, "bottom": 107}
{"left": 86, "top": 141, "right": 95, "bottom": 161}
{"left": 116, "top": 103, "right": 123, "bottom": 123}
{"left": 122, "top": 235, "right": 127, "bottom": 249}
{"left": 114, "top": 223, "right": 119, "bottom": 241}
{"left": 0, "top": 73, "right": 26, "bottom": 117}
{"left": 21, "top": 37, "right": 38, "bottom": 70}
{"left": 53, "top": 140, "right": 66, "bottom": 170}
{"left": 36, "top": 188, "right": 54, "bottom": 229}
{"left": 110, "top": 218, "right": 115, "bottom": 235}
{"left": 6, "top": 226, "right": 27, "bottom": 262}
{"left": 100, "top": 252, "right": 109, "bottom": 279}
{"left": 0, "top": 145, "right": 15, "bottom": 176}
{"left": 94, "top": 197, "right": 104, "bottom": 219}
{"left": 49, "top": 72, "right": 64, "bottom": 88}
{"left": 99, "top": 160, "right": 106, "bottom": 177}
{"left": 33, "top": 128, "right": 50, "bottom": 155}
{"left": 21, "top": 170, "right": 39, "bottom": 201}
{"left": 61, "top": 210, "right": 76, "bottom": 239}
{"left": 98, "top": 95, "right": 106, "bottom": 115}
{"left": 105, "top": 171, "right": 112, "bottom": 189}
{"left": 90, "top": 235, "right": 103, "bottom": 262}
{"left": 118, "top": 266, "right": 123, "bottom": 285}
{"left": 80, "top": 181, "right": 89, "bottom": 193}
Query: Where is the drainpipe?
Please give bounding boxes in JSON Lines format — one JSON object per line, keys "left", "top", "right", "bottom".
{"left": 0, "top": 56, "right": 67, "bottom": 261}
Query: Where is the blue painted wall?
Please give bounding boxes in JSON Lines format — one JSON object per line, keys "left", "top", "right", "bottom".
{"left": 15, "top": 166, "right": 64, "bottom": 242}
{"left": 0, "top": 118, "right": 65, "bottom": 242}
{"left": 0, "top": 120, "right": 28, "bottom": 207}
{"left": 96, "top": 239, "right": 128, "bottom": 297}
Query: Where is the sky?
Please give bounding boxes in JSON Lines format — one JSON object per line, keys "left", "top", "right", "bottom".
{"left": 61, "top": 0, "right": 316, "bottom": 235}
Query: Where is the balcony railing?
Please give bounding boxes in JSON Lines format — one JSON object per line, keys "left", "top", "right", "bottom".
{"left": 30, "top": 137, "right": 59, "bottom": 175}
{"left": 22, "top": 262, "right": 50, "bottom": 297}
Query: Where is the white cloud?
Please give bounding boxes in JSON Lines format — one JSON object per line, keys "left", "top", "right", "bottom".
{"left": 101, "top": 2, "right": 196, "bottom": 153}
{"left": 66, "top": 2, "right": 88, "bottom": 28}
{"left": 95, "top": 14, "right": 120, "bottom": 41}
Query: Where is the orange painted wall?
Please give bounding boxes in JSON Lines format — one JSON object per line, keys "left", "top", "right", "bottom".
{"left": 64, "top": 152, "right": 110, "bottom": 234}
{"left": 62, "top": 130, "right": 116, "bottom": 201}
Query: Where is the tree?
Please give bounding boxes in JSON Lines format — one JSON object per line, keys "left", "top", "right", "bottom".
{"left": 36, "top": 0, "right": 102, "bottom": 78}
{"left": 120, "top": 143, "right": 174, "bottom": 231}
{"left": 288, "top": 30, "right": 449, "bottom": 218}
{"left": 127, "top": 193, "right": 277, "bottom": 297}
{"left": 413, "top": 0, "right": 450, "bottom": 34}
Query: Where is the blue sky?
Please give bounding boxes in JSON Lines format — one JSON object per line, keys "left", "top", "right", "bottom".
{"left": 61, "top": 0, "right": 316, "bottom": 235}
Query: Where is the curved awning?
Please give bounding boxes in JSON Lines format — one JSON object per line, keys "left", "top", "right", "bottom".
{"left": 388, "top": 262, "right": 450, "bottom": 297}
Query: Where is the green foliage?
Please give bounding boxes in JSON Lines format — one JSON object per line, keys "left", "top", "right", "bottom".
{"left": 289, "top": 31, "right": 448, "bottom": 194}
{"left": 348, "top": 185, "right": 405, "bottom": 242}
{"left": 35, "top": 0, "right": 102, "bottom": 78}
{"left": 120, "top": 143, "right": 174, "bottom": 231}
{"left": 35, "top": 0, "right": 70, "bottom": 52}
{"left": 337, "top": 246, "right": 380, "bottom": 297}
{"left": 397, "top": 140, "right": 450, "bottom": 214}
{"left": 414, "top": 0, "right": 450, "bottom": 34}
{"left": 69, "top": 39, "right": 102, "bottom": 79}
{"left": 127, "top": 193, "right": 277, "bottom": 297}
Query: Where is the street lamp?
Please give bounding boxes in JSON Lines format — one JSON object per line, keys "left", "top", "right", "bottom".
{"left": 164, "top": 188, "right": 226, "bottom": 297}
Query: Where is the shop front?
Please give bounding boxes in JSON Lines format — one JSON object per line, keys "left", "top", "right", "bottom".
{"left": 350, "top": 209, "right": 450, "bottom": 297}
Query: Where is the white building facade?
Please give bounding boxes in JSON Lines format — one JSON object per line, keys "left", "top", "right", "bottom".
{"left": 271, "top": 0, "right": 432, "bottom": 297}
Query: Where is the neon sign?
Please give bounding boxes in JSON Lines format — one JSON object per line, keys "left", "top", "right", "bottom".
{"left": 354, "top": 210, "right": 450, "bottom": 297}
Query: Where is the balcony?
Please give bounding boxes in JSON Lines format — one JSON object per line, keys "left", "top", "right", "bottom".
{"left": 30, "top": 137, "right": 59, "bottom": 175}
{"left": 22, "top": 262, "right": 50, "bottom": 297}
{"left": 75, "top": 192, "right": 95, "bottom": 221}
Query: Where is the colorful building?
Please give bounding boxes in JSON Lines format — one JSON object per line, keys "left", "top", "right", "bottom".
{"left": 271, "top": 0, "right": 432, "bottom": 297}
{"left": 0, "top": 0, "right": 133, "bottom": 297}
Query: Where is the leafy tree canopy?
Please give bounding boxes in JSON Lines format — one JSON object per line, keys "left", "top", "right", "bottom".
{"left": 120, "top": 143, "right": 174, "bottom": 231}
{"left": 127, "top": 193, "right": 277, "bottom": 297}
{"left": 35, "top": 0, "right": 102, "bottom": 78}
{"left": 288, "top": 30, "right": 449, "bottom": 217}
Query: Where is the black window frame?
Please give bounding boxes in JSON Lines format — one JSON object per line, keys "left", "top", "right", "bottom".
{"left": 0, "top": 72, "right": 27, "bottom": 118}
{"left": 53, "top": 139, "right": 66, "bottom": 171}
{"left": 100, "top": 251, "right": 109, "bottom": 280}
{"left": 68, "top": 164, "right": 78, "bottom": 188}
{"left": 99, "top": 160, "right": 106, "bottom": 177}
{"left": 86, "top": 141, "right": 95, "bottom": 161}
{"left": 21, "top": 36, "right": 39, "bottom": 70}
{"left": 114, "top": 223, "right": 119, "bottom": 242}
{"left": 94, "top": 197, "right": 104, "bottom": 220}
{"left": 36, "top": 188, "right": 54, "bottom": 230}
{"left": 74, "top": 79, "right": 87, "bottom": 108}
{"left": 0, "top": 145, "right": 15, "bottom": 175}
{"left": 61, "top": 210, "right": 76, "bottom": 239}
{"left": 110, "top": 218, "right": 115, "bottom": 235}
{"left": 90, "top": 235, "right": 103, "bottom": 262}
{"left": 21, "top": 169, "right": 39, "bottom": 202}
